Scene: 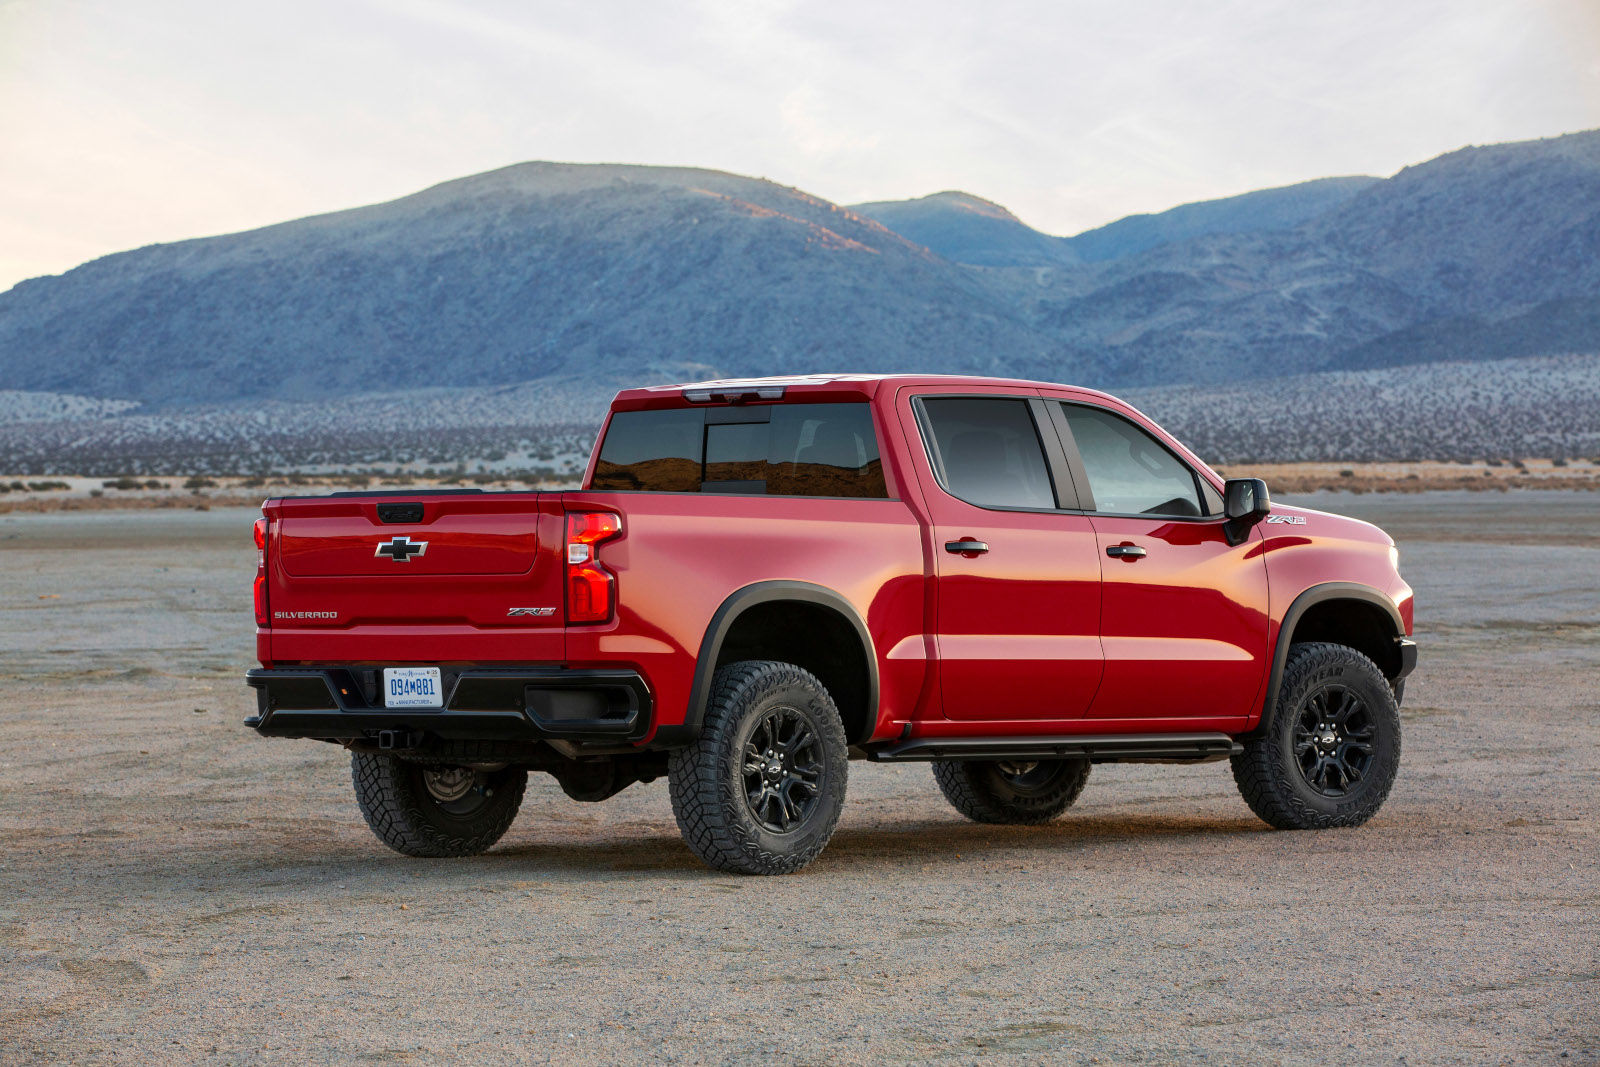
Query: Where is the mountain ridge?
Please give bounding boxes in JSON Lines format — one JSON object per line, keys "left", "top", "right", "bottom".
{"left": 2, "top": 129, "right": 1598, "bottom": 408}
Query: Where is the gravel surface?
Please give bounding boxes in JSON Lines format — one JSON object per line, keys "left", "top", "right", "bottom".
{"left": 1, "top": 493, "right": 1596, "bottom": 1064}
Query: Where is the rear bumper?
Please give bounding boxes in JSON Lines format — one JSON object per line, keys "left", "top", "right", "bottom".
{"left": 245, "top": 666, "right": 651, "bottom": 744}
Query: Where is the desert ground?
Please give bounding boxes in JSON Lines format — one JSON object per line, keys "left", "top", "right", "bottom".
{"left": 0, "top": 491, "right": 1596, "bottom": 1064}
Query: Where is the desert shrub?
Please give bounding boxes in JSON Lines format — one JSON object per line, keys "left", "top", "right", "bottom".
{"left": 184, "top": 476, "right": 217, "bottom": 489}
{"left": 103, "top": 477, "right": 143, "bottom": 490}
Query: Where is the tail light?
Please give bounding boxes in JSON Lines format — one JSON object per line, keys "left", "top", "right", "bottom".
{"left": 566, "top": 511, "right": 622, "bottom": 623}
{"left": 253, "top": 517, "right": 269, "bottom": 627}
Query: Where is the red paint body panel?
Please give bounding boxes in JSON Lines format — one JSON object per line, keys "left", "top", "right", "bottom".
{"left": 559, "top": 491, "right": 926, "bottom": 742}
{"left": 885, "top": 385, "right": 1104, "bottom": 720}
{"left": 261, "top": 493, "right": 567, "bottom": 666}
{"left": 253, "top": 373, "right": 1414, "bottom": 748}
{"left": 1086, "top": 515, "right": 1269, "bottom": 720}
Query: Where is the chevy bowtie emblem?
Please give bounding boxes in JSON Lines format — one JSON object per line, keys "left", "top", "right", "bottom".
{"left": 375, "top": 535, "right": 428, "bottom": 562}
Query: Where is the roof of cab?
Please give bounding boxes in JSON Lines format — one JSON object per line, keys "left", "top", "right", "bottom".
{"left": 609, "top": 373, "right": 1119, "bottom": 409}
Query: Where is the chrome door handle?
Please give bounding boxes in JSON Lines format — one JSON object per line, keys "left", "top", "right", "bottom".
{"left": 945, "top": 539, "right": 989, "bottom": 554}
{"left": 1106, "top": 544, "right": 1147, "bottom": 559}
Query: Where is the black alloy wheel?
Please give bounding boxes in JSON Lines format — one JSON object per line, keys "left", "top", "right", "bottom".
{"left": 1292, "top": 684, "right": 1376, "bottom": 797}
{"left": 742, "top": 706, "right": 826, "bottom": 834}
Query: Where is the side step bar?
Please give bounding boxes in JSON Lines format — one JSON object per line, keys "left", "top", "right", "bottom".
{"left": 867, "top": 732, "right": 1241, "bottom": 764}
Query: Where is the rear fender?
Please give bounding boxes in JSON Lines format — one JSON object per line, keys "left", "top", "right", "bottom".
{"left": 684, "top": 581, "right": 880, "bottom": 745}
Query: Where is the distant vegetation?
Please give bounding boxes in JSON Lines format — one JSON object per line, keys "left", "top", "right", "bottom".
{"left": 1127, "top": 353, "right": 1600, "bottom": 463}
{"left": 1, "top": 354, "right": 1596, "bottom": 475}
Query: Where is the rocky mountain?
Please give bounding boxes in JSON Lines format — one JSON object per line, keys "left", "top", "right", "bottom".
{"left": 1061, "top": 176, "right": 1380, "bottom": 263}
{"left": 850, "top": 191, "right": 1077, "bottom": 268}
{"left": 852, "top": 177, "right": 1380, "bottom": 267}
{"left": 0, "top": 165, "right": 1082, "bottom": 407}
{"left": 1022, "top": 130, "right": 1600, "bottom": 384}
{"left": 1, "top": 130, "right": 1597, "bottom": 413}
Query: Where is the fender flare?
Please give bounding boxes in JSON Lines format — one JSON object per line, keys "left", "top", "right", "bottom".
{"left": 1259, "top": 581, "right": 1405, "bottom": 730}
{"left": 683, "top": 580, "right": 880, "bottom": 744}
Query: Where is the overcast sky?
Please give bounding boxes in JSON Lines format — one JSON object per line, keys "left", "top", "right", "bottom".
{"left": 2, "top": 0, "right": 1597, "bottom": 291}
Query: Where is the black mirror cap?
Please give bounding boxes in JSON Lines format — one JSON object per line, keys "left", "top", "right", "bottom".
{"left": 1223, "top": 478, "right": 1271, "bottom": 545}
{"left": 1224, "top": 477, "right": 1271, "bottom": 521}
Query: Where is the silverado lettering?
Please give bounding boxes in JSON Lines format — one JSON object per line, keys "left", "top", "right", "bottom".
{"left": 245, "top": 374, "right": 1417, "bottom": 874}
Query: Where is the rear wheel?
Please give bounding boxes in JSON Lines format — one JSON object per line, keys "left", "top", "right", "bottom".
{"left": 1232, "top": 642, "right": 1401, "bottom": 830}
{"left": 932, "top": 758, "right": 1091, "bottom": 824}
{"left": 351, "top": 753, "right": 527, "bottom": 857}
{"left": 668, "top": 660, "right": 848, "bottom": 875}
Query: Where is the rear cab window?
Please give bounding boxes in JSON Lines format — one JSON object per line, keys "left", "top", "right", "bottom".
{"left": 915, "top": 396, "right": 1060, "bottom": 510}
{"left": 591, "top": 402, "right": 889, "bottom": 498}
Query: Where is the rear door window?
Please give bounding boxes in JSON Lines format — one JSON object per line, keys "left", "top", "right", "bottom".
{"left": 917, "top": 396, "right": 1058, "bottom": 510}
{"left": 591, "top": 403, "right": 889, "bottom": 497}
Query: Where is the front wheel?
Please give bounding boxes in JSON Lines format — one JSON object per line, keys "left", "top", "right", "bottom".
{"left": 933, "top": 758, "right": 1091, "bottom": 824}
{"left": 1232, "top": 642, "right": 1402, "bottom": 830}
{"left": 351, "top": 753, "right": 527, "bottom": 857}
{"left": 667, "top": 660, "right": 849, "bottom": 875}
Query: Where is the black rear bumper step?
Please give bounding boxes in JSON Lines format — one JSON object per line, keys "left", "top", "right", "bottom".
{"left": 867, "top": 732, "right": 1241, "bottom": 764}
{"left": 245, "top": 667, "right": 651, "bottom": 744}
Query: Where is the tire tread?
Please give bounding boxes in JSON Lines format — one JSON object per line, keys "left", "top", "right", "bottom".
{"left": 352, "top": 753, "right": 526, "bottom": 858}
{"left": 668, "top": 660, "right": 847, "bottom": 875}
{"left": 1231, "top": 641, "right": 1401, "bottom": 830}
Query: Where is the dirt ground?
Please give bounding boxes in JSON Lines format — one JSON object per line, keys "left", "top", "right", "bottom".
{"left": 0, "top": 491, "right": 1596, "bottom": 1064}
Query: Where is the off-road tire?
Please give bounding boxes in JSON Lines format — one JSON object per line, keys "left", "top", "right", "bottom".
{"left": 351, "top": 753, "right": 527, "bottom": 857}
{"left": 1232, "top": 642, "right": 1402, "bottom": 830}
{"left": 668, "top": 660, "right": 849, "bottom": 875}
{"left": 932, "top": 759, "right": 1091, "bottom": 824}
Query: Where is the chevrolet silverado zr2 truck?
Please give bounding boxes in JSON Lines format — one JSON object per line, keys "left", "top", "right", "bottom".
{"left": 245, "top": 374, "right": 1417, "bottom": 875}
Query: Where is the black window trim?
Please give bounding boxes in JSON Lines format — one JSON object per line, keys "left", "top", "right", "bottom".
{"left": 1047, "top": 400, "right": 1224, "bottom": 523}
{"left": 588, "top": 400, "right": 900, "bottom": 501}
{"left": 911, "top": 393, "right": 1085, "bottom": 514}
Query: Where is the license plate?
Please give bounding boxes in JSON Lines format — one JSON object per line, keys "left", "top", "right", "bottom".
{"left": 383, "top": 667, "right": 443, "bottom": 708}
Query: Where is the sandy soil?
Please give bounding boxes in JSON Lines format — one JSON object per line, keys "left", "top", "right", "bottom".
{"left": 0, "top": 493, "right": 1596, "bottom": 1064}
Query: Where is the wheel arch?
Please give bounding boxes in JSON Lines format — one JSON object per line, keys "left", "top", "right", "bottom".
{"left": 1260, "top": 582, "right": 1406, "bottom": 730}
{"left": 685, "top": 581, "right": 880, "bottom": 746}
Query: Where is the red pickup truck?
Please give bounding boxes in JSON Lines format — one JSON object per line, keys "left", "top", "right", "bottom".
{"left": 246, "top": 374, "right": 1416, "bottom": 874}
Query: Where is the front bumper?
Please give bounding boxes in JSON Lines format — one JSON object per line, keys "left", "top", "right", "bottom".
{"left": 245, "top": 666, "right": 651, "bottom": 744}
{"left": 1391, "top": 637, "right": 1418, "bottom": 704}
{"left": 1395, "top": 637, "right": 1418, "bottom": 681}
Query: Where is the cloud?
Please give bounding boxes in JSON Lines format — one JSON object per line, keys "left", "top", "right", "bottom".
{"left": 0, "top": 0, "right": 1597, "bottom": 290}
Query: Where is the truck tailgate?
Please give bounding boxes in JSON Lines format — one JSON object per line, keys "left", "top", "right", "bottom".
{"left": 262, "top": 492, "right": 567, "bottom": 664}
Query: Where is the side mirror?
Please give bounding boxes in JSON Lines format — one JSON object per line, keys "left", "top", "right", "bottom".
{"left": 1223, "top": 477, "right": 1270, "bottom": 546}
